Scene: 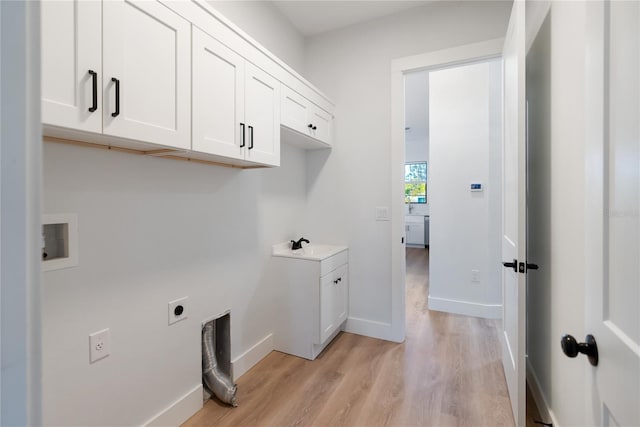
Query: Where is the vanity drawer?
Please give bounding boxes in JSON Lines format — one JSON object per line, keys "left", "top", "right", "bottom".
{"left": 320, "top": 249, "right": 348, "bottom": 276}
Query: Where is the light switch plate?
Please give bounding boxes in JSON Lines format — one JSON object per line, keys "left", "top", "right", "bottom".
{"left": 375, "top": 206, "right": 390, "bottom": 221}
{"left": 89, "top": 328, "right": 110, "bottom": 363}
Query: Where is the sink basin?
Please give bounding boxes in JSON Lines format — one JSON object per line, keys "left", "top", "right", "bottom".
{"left": 272, "top": 242, "right": 347, "bottom": 261}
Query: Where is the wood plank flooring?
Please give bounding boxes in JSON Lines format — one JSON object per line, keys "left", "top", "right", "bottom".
{"left": 183, "top": 248, "right": 515, "bottom": 426}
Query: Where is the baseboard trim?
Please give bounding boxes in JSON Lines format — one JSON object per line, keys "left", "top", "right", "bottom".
{"left": 427, "top": 296, "right": 501, "bottom": 319}
{"left": 526, "top": 357, "right": 560, "bottom": 427}
{"left": 345, "top": 316, "right": 396, "bottom": 341}
{"left": 143, "top": 384, "right": 203, "bottom": 427}
{"left": 231, "top": 333, "right": 273, "bottom": 381}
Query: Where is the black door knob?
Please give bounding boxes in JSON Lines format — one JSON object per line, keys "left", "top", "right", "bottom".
{"left": 561, "top": 334, "right": 598, "bottom": 366}
{"left": 502, "top": 259, "right": 517, "bottom": 272}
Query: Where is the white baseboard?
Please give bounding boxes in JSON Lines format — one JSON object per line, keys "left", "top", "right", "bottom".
{"left": 143, "top": 384, "right": 203, "bottom": 427}
{"left": 427, "top": 296, "right": 501, "bottom": 319}
{"left": 526, "top": 357, "right": 560, "bottom": 427}
{"left": 345, "top": 316, "right": 396, "bottom": 341}
{"left": 231, "top": 333, "right": 273, "bottom": 381}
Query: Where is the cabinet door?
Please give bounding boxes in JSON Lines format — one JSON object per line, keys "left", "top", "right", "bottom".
{"left": 407, "top": 223, "right": 424, "bottom": 245}
{"left": 244, "top": 63, "right": 280, "bottom": 166}
{"left": 41, "top": 0, "right": 102, "bottom": 132}
{"left": 281, "top": 85, "right": 311, "bottom": 135}
{"left": 309, "top": 105, "right": 332, "bottom": 145}
{"left": 319, "top": 273, "right": 336, "bottom": 344}
{"left": 102, "top": 0, "right": 190, "bottom": 149}
{"left": 192, "top": 27, "right": 245, "bottom": 159}
{"left": 333, "top": 265, "right": 348, "bottom": 326}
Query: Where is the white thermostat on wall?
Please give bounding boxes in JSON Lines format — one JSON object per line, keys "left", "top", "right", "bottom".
{"left": 470, "top": 183, "right": 483, "bottom": 192}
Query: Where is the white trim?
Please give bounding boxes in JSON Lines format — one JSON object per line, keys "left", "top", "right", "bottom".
{"left": 231, "top": 333, "right": 273, "bottom": 381}
{"left": 390, "top": 38, "right": 505, "bottom": 346}
{"left": 0, "top": 1, "right": 42, "bottom": 425}
{"left": 427, "top": 296, "right": 502, "bottom": 319}
{"left": 142, "top": 384, "right": 203, "bottom": 427}
{"left": 344, "top": 317, "right": 396, "bottom": 342}
{"left": 526, "top": 358, "right": 560, "bottom": 427}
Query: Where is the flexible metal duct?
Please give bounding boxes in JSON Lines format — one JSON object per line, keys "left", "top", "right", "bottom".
{"left": 202, "top": 321, "right": 237, "bottom": 407}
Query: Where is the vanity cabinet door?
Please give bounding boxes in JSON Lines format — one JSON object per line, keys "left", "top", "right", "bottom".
{"left": 41, "top": 0, "right": 102, "bottom": 132}
{"left": 319, "top": 264, "right": 348, "bottom": 344}
{"left": 102, "top": 0, "right": 191, "bottom": 149}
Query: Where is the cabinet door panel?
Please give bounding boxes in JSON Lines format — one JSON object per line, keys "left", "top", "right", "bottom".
{"left": 319, "top": 273, "right": 335, "bottom": 344}
{"left": 192, "top": 28, "right": 245, "bottom": 159}
{"left": 281, "top": 85, "right": 310, "bottom": 135}
{"left": 334, "top": 265, "right": 348, "bottom": 325}
{"left": 41, "top": 0, "right": 101, "bottom": 132}
{"left": 102, "top": 0, "right": 190, "bottom": 149}
{"left": 245, "top": 63, "right": 280, "bottom": 166}
{"left": 309, "top": 105, "right": 332, "bottom": 145}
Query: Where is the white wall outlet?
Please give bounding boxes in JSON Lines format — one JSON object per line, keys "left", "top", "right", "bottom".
{"left": 471, "top": 269, "right": 481, "bottom": 283}
{"left": 168, "top": 297, "right": 189, "bottom": 325}
{"left": 89, "top": 328, "right": 110, "bottom": 363}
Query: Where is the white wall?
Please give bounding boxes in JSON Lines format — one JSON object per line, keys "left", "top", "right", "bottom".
{"left": 41, "top": 6, "right": 309, "bottom": 424}
{"left": 404, "top": 71, "right": 429, "bottom": 216}
{"left": 42, "top": 142, "right": 307, "bottom": 425}
{"left": 427, "top": 59, "right": 502, "bottom": 318}
{"left": 526, "top": 2, "right": 588, "bottom": 426}
{"left": 304, "top": 1, "right": 511, "bottom": 333}
{"left": 207, "top": 1, "right": 305, "bottom": 73}
{"left": 1, "top": 1, "right": 42, "bottom": 425}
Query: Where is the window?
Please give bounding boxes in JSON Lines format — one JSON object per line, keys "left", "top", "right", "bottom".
{"left": 405, "top": 162, "right": 427, "bottom": 204}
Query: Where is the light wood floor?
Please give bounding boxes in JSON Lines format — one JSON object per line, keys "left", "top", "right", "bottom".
{"left": 183, "top": 248, "right": 516, "bottom": 426}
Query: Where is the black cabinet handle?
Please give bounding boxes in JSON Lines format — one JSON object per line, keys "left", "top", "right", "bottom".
{"left": 248, "top": 125, "right": 254, "bottom": 150}
{"left": 88, "top": 70, "right": 98, "bottom": 112}
{"left": 561, "top": 334, "right": 598, "bottom": 366}
{"left": 502, "top": 259, "right": 517, "bottom": 272}
{"left": 111, "top": 77, "right": 120, "bottom": 117}
{"left": 240, "top": 123, "right": 245, "bottom": 148}
{"left": 312, "top": 125, "right": 317, "bottom": 130}
{"left": 308, "top": 123, "right": 313, "bottom": 128}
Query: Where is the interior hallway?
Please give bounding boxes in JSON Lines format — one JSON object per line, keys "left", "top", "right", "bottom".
{"left": 183, "top": 248, "right": 513, "bottom": 426}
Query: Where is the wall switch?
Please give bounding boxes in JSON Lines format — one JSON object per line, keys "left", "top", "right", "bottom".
{"left": 375, "top": 206, "right": 390, "bottom": 221}
{"left": 471, "top": 270, "right": 481, "bottom": 283}
{"left": 168, "top": 297, "right": 188, "bottom": 325}
{"left": 89, "top": 328, "right": 110, "bottom": 363}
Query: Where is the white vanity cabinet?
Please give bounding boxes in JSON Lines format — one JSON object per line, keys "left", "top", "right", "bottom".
{"left": 272, "top": 246, "right": 348, "bottom": 360}
{"left": 281, "top": 85, "right": 333, "bottom": 147}
{"left": 42, "top": 0, "right": 191, "bottom": 150}
{"left": 406, "top": 216, "right": 425, "bottom": 246}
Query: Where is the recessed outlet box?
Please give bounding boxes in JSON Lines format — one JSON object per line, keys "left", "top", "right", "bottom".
{"left": 168, "top": 297, "right": 189, "bottom": 325}
{"left": 42, "top": 213, "right": 78, "bottom": 272}
{"left": 89, "top": 328, "right": 110, "bottom": 363}
{"left": 471, "top": 269, "right": 481, "bottom": 283}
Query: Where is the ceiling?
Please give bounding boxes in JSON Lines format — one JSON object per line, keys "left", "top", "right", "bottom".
{"left": 272, "top": 1, "right": 434, "bottom": 37}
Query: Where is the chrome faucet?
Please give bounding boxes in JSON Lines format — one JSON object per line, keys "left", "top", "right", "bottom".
{"left": 408, "top": 202, "right": 414, "bottom": 214}
{"left": 291, "top": 237, "right": 310, "bottom": 250}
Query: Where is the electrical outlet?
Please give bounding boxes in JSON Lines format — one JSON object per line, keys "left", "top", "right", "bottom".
{"left": 471, "top": 270, "right": 481, "bottom": 283}
{"left": 168, "top": 297, "right": 189, "bottom": 325}
{"left": 89, "top": 328, "right": 110, "bottom": 363}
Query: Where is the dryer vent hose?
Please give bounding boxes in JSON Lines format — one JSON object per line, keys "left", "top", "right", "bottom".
{"left": 202, "top": 322, "right": 237, "bottom": 407}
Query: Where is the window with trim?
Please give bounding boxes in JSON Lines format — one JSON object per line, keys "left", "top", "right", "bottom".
{"left": 405, "top": 162, "right": 427, "bottom": 204}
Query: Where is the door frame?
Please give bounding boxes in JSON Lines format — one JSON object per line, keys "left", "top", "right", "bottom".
{"left": 0, "top": 0, "right": 43, "bottom": 424}
{"left": 389, "top": 38, "right": 504, "bottom": 342}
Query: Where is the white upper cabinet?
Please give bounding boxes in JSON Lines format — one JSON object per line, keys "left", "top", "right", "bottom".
{"left": 102, "top": 0, "right": 190, "bottom": 149}
{"left": 41, "top": 0, "right": 102, "bottom": 132}
{"left": 281, "top": 85, "right": 332, "bottom": 147}
{"left": 192, "top": 27, "right": 245, "bottom": 160}
{"left": 244, "top": 63, "right": 280, "bottom": 166}
{"left": 192, "top": 29, "right": 279, "bottom": 167}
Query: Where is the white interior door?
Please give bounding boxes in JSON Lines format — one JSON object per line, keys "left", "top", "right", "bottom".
{"left": 500, "top": 1, "right": 526, "bottom": 425}
{"left": 585, "top": 2, "right": 640, "bottom": 425}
